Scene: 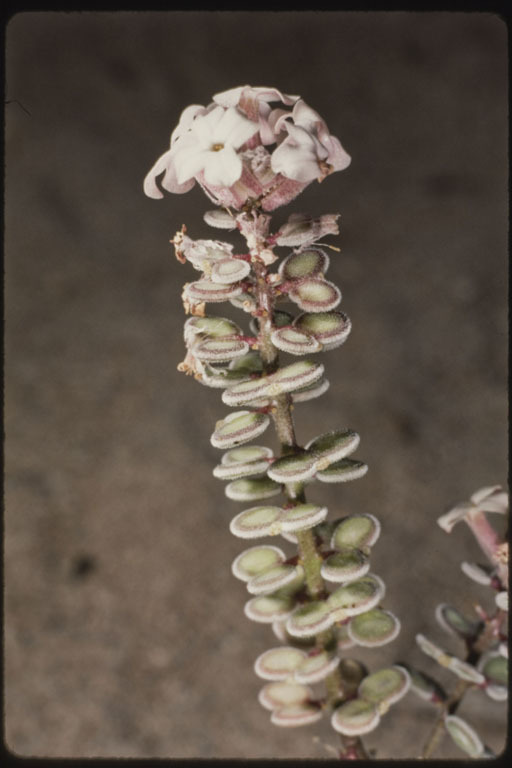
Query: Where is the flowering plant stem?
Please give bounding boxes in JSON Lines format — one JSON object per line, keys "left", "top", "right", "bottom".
{"left": 248, "top": 209, "right": 368, "bottom": 759}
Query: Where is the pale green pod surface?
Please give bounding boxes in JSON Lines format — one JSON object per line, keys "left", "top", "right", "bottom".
{"left": 327, "top": 574, "right": 385, "bottom": 620}
{"left": 444, "top": 715, "right": 484, "bottom": 758}
{"left": 194, "top": 337, "right": 250, "bottom": 363}
{"left": 228, "top": 350, "right": 264, "bottom": 373}
{"left": 331, "top": 514, "right": 381, "bottom": 550}
{"left": 286, "top": 601, "right": 334, "bottom": 638}
{"left": 254, "top": 646, "right": 307, "bottom": 681}
{"left": 435, "top": 603, "right": 483, "bottom": 640}
{"left": 305, "top": 429, "right": 360, "bottom": 467}
{"left": 294, "top": 311, "right": 351, "bottom": 350}
{"left": 280, "top": 503, "right": 328, "bottom": 533}
{"left": 229, "top": 506, "right": 283, "bottom": 539}
{"left": 184, "top": 315, "right": 242, "bottom": 342}
{"left": 347, "top": 609, "right": 401, "bottom": 647}
{"left": 267, "top": 453, "right": 318, "bottom": 483}
{"left": 251, "top": 310, "right": 295, "bottom": 336}
{"left": 358, "top": 666, "right": 411, "bottom": 707}
{"left": 266, "top": 360, "right": 325, "bottom": 397}
{"left": 270, "top": 327, "right": 322, "bottom": 355}
{"left": 229, "top": 292, "right": 257, "bottom": 311}
{"left": 226, "top": 477, "right": 282, "bottom": 502}
{"left": 211, "top": 410, "right": 270, "bottom": 449}
{"left": 244, "top": 594, "right": 296, "bottom": 623}
{"left": 288, "top": 278, "right": 341, "bottom": 313}
{"left": 222, "top": 445, "right": 274, "bottom": 465}
{"left": 271, "top": 570, "right": 306, "bottom": 599}
{"left": 201, "top": 364, "right": 252, "bottom": 389}
{"left": 331, "top": 698, "right": 380, "bottom": 736}
{"left": 185, "top": 279, "right": 243, "bottom": 303}
{"left": 279, "top": 247, "right": 330, "bottom": 281}
{"left": 448, "top": 657, "right": 486, "bottom": 684}
{"left": 294, "top": 651, "right": 340, "bottom": 684}
{"left": 336, "top": 622, "right": 357, "bottom": 651}
{"left": 272, "top": 619, "right": 316, "bottom": 648}
{"left": 316, "top": 458, "right": 368, "bottom": 483}
{"left": 203, "top": 209, "right": 237, "bottom": 230}
{"left": 258, "top": 681, "right": 313, "bottom": 711}
{"left": 291, "top": 377, "right": 330, "bottom": 403}
{"left": 247, "top": 564, "right": 305, "bottom": 595}
{"left": 222, "top": 376, "right": 271, "bottom": 407}
{"left": 210, "top": 257, "right": 251, "bottom": 284}
{"left": 479, "top": 653, "right": 508, "bottom": 686}
{"left": 415, "top": 633, "right": 445, "bottom": 662}
{"left": 213, "top": 457, "right": 269, "bottom": 480}
{"left": 270, "top": 703, "right": 323, "bottom": 727}
{"left": 321, "top": 549, "right": 370, "bottom": 584}
{"left": 231, "top": 545, "right": 285, "bottom": 582}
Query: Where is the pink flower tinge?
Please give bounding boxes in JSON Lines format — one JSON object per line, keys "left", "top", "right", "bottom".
{"left": 143, "top": 85, "right": 351, "bottom": 211}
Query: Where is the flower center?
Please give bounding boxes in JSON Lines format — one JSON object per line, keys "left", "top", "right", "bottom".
{"left": 211, "top": 143, "right": 225, "bottom": 152}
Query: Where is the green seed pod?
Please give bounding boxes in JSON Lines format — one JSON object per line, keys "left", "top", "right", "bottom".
{"left": 225, "top": 477, "right": 282, "bottom": 502}
{"left": 279, "top": 503, "right": 328, "bottom": 533}
{"left": 279, "top": 247, "right": 330, "bottom": 281}
{"left": 270, "top": 703, "right": 323, "bottom": 727}
{"left": 335, "top": 622, "right": 357, "bottom": 651}
{"left": 294, "top": 310, "right": 351, "bottom": 350}
{"left": 316, "top": 458, "right": 368, "bottom": 483}
{"left": 231, "top": 545, "right": 286, "bottom": 582}
{"left": 347, "top": 609, "right": 401, "bottom": 647}
{"left": 254, "top": 646, "right": 307, "bottom": 681}
{"left": 210, "top": 410, "right": 270, "bottom": 449}
{"left": 291, "top": 377, "right": 330, "bottom": 402}
{"left": 228, "top": 350, "right": 264, "bottom": 374}
{"left": 358, "top": 665, "right": 411, "bottom": 708}
{"left": 184, "top": 315, "right": 242, "bottom": 343}
{"left": 331, "top": 514, "right": 381, "bottom": 550}
{"left": 266, "top": 360, "right": 325, "bottom": 397}
{"left": 210, "top": 257, "right": 251, "bottom": 284}
{"left": 293, "top": 650, "right": 340, "bottom": 684}
{"left": 213, "top": 457, "right": 269, "bottom": 481}
{"left": 229, "top": 506, "right": 283, "bottom": 539}
{"left": 288, "top": 278, "right": 341, "bottom": 313}
{"left": 194, "top": 337, "right": 250, "bottom": 363}
{"left": 203, "top": 209, "right": 237, "bottom": 230}
{"left": 331, "top": 698, "right": 380, "bottom": 736}
{"left": 435, "top": 603, "right": 483, "bottom": 640}
{"left": 222, "top": 376, "right": 272, "bottom": 407}
{"left": 258, "top": 681, "right": 313, "bottom": 711}
{"left": 327, "top": 574, "right": 385, "bottom": 621}
{"left": 244, "top": 594, "right": 296, "bottom": 623}
{"left": 267, "top": 452, "right": 318, "bottom": 483}
{"left": 270, "top": 327, "right": 322, "bottom": 355}
{"left": 229, "top": 292, "right": 257, "bottom": 311}
{"left": 444, "top": 715, "right": 484, "bottom": 758}
{"left": 479, "top": 652, "right": 508, "bottom": 700}
{"left": 286, "top": 601, "right": 334, "bottom": 638}
{"left": 250, "top": 309, "right": 295, "bottom": 336}
{"left": 321, "top": 549, "right": 370, "bottom": 584}
{"left": 247, "top": 564, "right": 305, "bottom": 595}
{"left": 200, "top": 364, "right": 252, "bottom": 389}
{"left": 185, "top": 279, "right": 243, "bottom": 303}
{"left": 305, "top": 429, "right": 360, "bottom": 467}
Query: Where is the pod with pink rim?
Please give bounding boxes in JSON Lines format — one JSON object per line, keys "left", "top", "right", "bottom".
{"left": 247, "top": 563, "right": 305, "bottom": 595}
{"left": 210, "top": 257, "right": 251, "bottom": 284}
{"left": 267, "top": 452, "right": 318, "bottom": 483}
{"left": 213, "top": 457, "right": 270, "bottom": 481}
{"left": 278, "top": 246, "right": 330, "bottom": 281}
{"left": 194, "top": 337, "right": 250, "bottom": 363}
{"left": 321, "top": 548, "right": 370, "bottom": 584}
{"left": 331, "top": 698, "right": 380, "bottom": 736}
{"left": 225, "top": 476, "right": 282, "bottom": 502}
{"left": 444, "top": 715, "right": 485, "bottom": 758}
{"left": 293, "top": 650, "right": 340, "bottom": 684}
{"left": 288, "top": 278, "right": 341, "bottom": 313}
{"left": 286, "top": 600, "right": 334, "bottom": 638}
{"left": 280, "top": 503, "right": 328, "bottom": 533}
{"left": 200, "top": 364, "right": 252, "bottom": 389}
{"left": 327, "top": 574, "right": 386, "bottom": 621}
{"left": 478, "top": 652, "right": 508, "bottom": 701}
{"left": 347, "top": 608, "right": 401, "bottom": 648}
{"left": 265, "top": 359, "right": 325, "bottom": 397}
{"left": 221, "top": 376, "right": 272, "bottom": 406}
{"left": 435, "top": 603, "right": 483, "bottom": 640}
{"left": 229, "top": 292, "right": 257, "bottom": 312}
{"left": 230, "top": 506, "right": 283, "bottom": 539}
{"left": 316, "top": 458, "right": 368, "bottom": 483}
{"left": 185, "top": 279, "right": 243, "bottom": 303}
{"left": 244, "top": 593, "right": 296, "bottom": 624}
{"left": 181, "top": 238, "right": 234, "bottom": 270}
{"left": 270, "top": 326, "right": 322, "bottom": 356}
{"left": 330, "top": 514, "right": 381, "bottom": 551}
{"left": 231, "top": 545, "right": 286, "bottom": 582}
{"left": 294, "top": 310, "right": 351, "bottom": 350}
{"left": 270, "top": 703, "right": 323, "bottom": 727}
{"left": 184, "top": 315, "right": 242, "bottom": 342}
{"left": 254, "top": 646, "right": 307, "bottom": 681}
{"left": 210, "top": 410, "right": 270, "bottom": 449}
{"left": 203, "top": 209, "right": 237, "bottom": 230}
{"left": 358, "top": 665, "right": 411, "bottom": 709}
{"left": 415, "top": 634, "right": 486, "bottom": 684}
{"left": 258, "top": 680, "right": 313, "bottom": 711}
{"left": 291, "top": 377, "right": 330, "bottom": 403}
{"left": 305, "top": 429, "right": 360, "bottom": 468}
{"left": 228, "top": 350, "right": 264, "bottom": 374}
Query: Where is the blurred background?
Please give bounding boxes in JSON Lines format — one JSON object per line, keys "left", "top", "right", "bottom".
{"left": 5, "top": 11, "right": 508, "bottom": 759}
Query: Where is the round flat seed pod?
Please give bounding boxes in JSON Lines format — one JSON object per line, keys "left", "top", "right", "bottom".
{"left": 316, "top": 458, "right": 368, "bottom": 483}
{"left": 230, "top": 506, "right": 283, "bottom": 538}
{"left": 495, "top": 591, "right": 508, "bottom": 611}
{"left": 321, "top": 549, "right": 370, "bottom": 584}
{"left": 226, "top": 477, "right": 282, "bottom": 502}
{"left": 280, "top": 503, "right": 328, "bottom": 533}
{"left": 306, "top": 429, "right": 360, "bottom": 467}
{"left": 279, "top": 247, "right": 330, "bottom": 281}
{"left": 201, "top": 365, "right": 251, "bottom": 389}
{"left": 336, "top": 622, "right": 357, "bottom": 651}
{"left": 327, "top": 574, "right": 385, "bottom": 621}
{"left": 211, "top": 257, "right": 251, "bottom": 284}
{"left": 339, "top": 658, "right": 369, "bottom": 690}
{"left": 272, "top": 571, "right": 306, "bottom": 598}
{"left": 288, "top": 278, "right": 341, "bottom": 313}
{"left": 294, "top": 651, "right": 340, "bottom": 684}
{"left": 222, "top": 445, "right": 274, "bottom": 465}
{"left": 185, "top": 280, "right": 243, "bottom": 303}
{"left": 271, "top": 327, "right": 322, "bottom": 355}
{"left": 232, "top": 545, "right": 285, "bottom": 582}
{"left": 358, "top": 666, "right": 411, "bottom": 707}
{"left": 222, "top": 376, "right": 271, "bottom": 406}
{"left": 194, "top": 337, "right": 249, "bottom": 362}
{"left": 247, "top": 564, "right": 304, "bottom": 595}
{"left": 294, "top": 311, "right": 351, "bottom": 350}
{"left": 254, "top": 646, "right": 307, "bottom": 681}
{"left": 479, "top": 653, "right": 508, "bottom": 687}
{"left": 348, "top": 609, "right": 401, "bottom": 647}
{"left": 291, "top": 377, "right": 330, "bottom": 403}
{"left": 331, "top": 699, "right": 380, "bottom": 736}
{"left": 203, "top": 209, "right": 237, "bottom": 230}
{"left": 485, "top": 684, "right": 508, "bottom": 701}
{"left": 444, "top": 715, "right": 484, "bottom": 758}
{"left": 211, "top": 410, "right": 270, "bottom": 449}
{"left": 267, "top": 453, "right": 318, "bottom": 483}
{"left": 266, "top": 360, "right": 325, "bottom": 397}
{"left": 213, "top": 457, "right": 269, "bottom": 480}
{"left": 460, "top": 561, "right": 494, "bottom": 585}
{"left": 183, "top": 239, "right": 233, "bottom": 269}
{"left": 435, "top": 603, "right": 483, "bottom": 640}
{"left": 244, "top": 594, "right": 296, "bottom": 623}
{"left": 228, "top": 350, "right": 263, "bottom": 374}
{"left": 286, "top": 601, "right": 334, "bottom": 638}
{"left": 258, "top": 681, "right": 313, "bottom": 711}
{"left": 184, "top": 315, "right": 242, "bottom": 342}
{"left": 331, "top": 514, "right": 381, "bottom": 550}
{"left": 415, "top": 633, "right": 446, "bottom": 662}
{"left": 229, "top": 292, "right": 257, "bottom": 311}
{"left": 448, "top": 657, "right": 485, "bottom": 684}
{"left": 406, "top": 666, "right": 447, "bottom": 702}
{"left": 270, "top": 703, "right": 323, "bottom": 727}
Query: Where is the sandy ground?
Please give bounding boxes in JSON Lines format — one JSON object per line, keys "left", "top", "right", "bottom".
{"left": 5, "top": 11, "right": 508, "bottom": 760}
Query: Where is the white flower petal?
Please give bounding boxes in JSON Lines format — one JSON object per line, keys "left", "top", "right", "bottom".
{"left": 216, "top": 107, "right": 258, "bottom": 149}
{"left": 170, "top": 104, "right": 207, "bottom": 144}
{"left": 191, "top": 106, "right": 225, "bottom": 146}
{"left": 203, "top": 145, "right": 243, "bottom": 187}
{"left": 174, "top": 147, "right": 211, "bottom": 184}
